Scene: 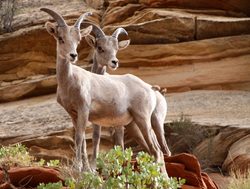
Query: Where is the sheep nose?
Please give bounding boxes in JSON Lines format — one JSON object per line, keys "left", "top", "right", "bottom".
{"left": 70, "top": 53, "right": 77, "bottom": 59}
{"left": 112, "top": 60, "right": 118, "bottom": 64}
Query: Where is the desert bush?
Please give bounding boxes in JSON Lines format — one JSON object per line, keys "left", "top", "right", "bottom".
{"left": 166, "top": 114, "right": 215, "bottom": 153}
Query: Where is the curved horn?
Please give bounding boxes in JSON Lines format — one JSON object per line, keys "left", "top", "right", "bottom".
{"left": 112, "top": 27, "right": 128, "bottom": 39}
{"left": 40, "top": 8, "right": 66, "bottom": 27}
{"left": 74, "top": 12, "right": 92, "bottom": 29}
{"left": 81, "top": 22, "right": 105, "bottom": 38}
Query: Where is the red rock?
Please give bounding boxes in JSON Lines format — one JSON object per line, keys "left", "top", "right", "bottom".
{"left": 165, "top": 153, "right": 218, "bottom": 189}
{"left": 0, "top": 182, "right": 10, "bottom": 189}
{"left": 0, "top": 167, "right": 63, "bottom": 188}
{"left": 201, "top": 172, "right": 219, "bottom": 189}
{"left": 182, "top": 185, "right": 200, "bottom": 189}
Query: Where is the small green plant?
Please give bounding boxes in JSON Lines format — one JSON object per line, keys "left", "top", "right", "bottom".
{"left": 0, "top": 143, "right": 34, "bottom": 166}
{"left": 66, "top": 146, "right": 185, "bottom": 189}
{"left": 228, "top": 170, "right": 250, "bottom": 189}
{"left": 47, "top": 159, "right": 60, "bottom": 167}
{"left": 38, "top": 158, "right": 46, "bottom": 166}
{"left": 37, "top": 181, "right": 63, "bottom": 189}
{"left": 65, "top": 178, "right": 75, "bottom": 189}
{"left": 0, "top": 144, "right": 61, "bottom": 168}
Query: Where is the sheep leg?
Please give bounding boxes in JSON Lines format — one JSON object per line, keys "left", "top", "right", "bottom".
{"left": 126, "top": 122, "right": 150, "bottom": 153}
{"left": 133, "top": 116, "right": 167, "bottom": 175}
{"left": 90, "top": 124, "right": 101, "bottom": 170}
{"left": 151, "top": 114, "right": 171, "bottom": 156}
{"left": 75, "top": 107, "right": 90, "bottom": 172}
{"left": 114, "top": 127, "right": 124, "bottom": 149}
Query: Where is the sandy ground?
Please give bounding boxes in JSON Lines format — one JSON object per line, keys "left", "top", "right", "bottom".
{"left": 0, "top": 90, "right": 249, "bottom": 139}
{"left": 167, "top": 90, "right": 250, "bottom": 128}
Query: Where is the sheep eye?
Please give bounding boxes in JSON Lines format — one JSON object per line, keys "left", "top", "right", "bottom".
{"left": 58, "top": 36, "right": 64, "bottom": 43}
{"left": 97, "top": 46, "right": 104, "bottom": 52}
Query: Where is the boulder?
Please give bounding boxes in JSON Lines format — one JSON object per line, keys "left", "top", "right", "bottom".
{"left": 165, "top": 153, "right": 218, "bottom": 189}
{"left": 0, "top": 167, "right": 63, "bottom": 188}
{"left": 193, "top": 127, "right": 250, "bottom": 170}
{"left": 222, "top": 134, "right": 250, "bottom": 174}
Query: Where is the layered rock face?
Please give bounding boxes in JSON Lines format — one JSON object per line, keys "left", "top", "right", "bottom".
{"left": 1, "top": 0, "right": 250, "bottom": 102}
{"left": 0, "top": 0, "right": 250, "bottom": 188}
{"left": 102, "top": 0, "right": 250, "bottom": 94}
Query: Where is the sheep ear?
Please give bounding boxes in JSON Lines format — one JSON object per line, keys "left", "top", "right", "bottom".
{"left": 45, "top": 22, "right": 57, "bottom": 37}
{"left": 81, "top": 25, "right": 92, "bottom": 37}
{"left": 85, "top": 34, "right": 96, "bottom": 48}
{"left": 118, "top": 39, "right": 130, "bottom": 50}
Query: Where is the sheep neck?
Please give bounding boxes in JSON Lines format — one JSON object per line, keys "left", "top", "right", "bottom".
{"left": 56, "top": 55, "right": 73, "bottom": 87}
{"left": 92, "top": 54, "right": 106, "bottom": 75}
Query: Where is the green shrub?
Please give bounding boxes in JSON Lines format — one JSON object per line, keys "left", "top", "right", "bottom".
{"left": 66, "top": 146, "right": 185, "bottom": 189}
{"left": 0, "top": 144, "right": 185, "bottom": 189}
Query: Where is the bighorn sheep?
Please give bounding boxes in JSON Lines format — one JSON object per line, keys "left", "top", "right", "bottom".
{"left": 84, "top": 25, "right": 150, "bottom": 167}
{"left": 41, "top": 8, "right": 167, "bottom": 174}
{"left": 83, "top": 24, "right": 171, "bottom": 166}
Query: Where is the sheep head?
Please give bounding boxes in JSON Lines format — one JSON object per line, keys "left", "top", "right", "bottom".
{"left": 41, "top": 8, "right": 92, "bottom": 64}
{"left": 83, "top": 23, "right": 130, "bottom": 70}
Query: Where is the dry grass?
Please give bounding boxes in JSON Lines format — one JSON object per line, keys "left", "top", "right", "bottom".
{"left": 166, "top": 114, "right": 215, "bottom": 153}
{"left": 228, "top": 170, "right": 250, "bottom": 189}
